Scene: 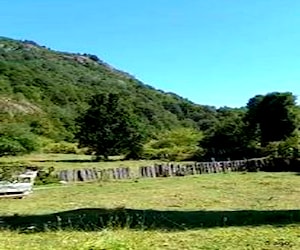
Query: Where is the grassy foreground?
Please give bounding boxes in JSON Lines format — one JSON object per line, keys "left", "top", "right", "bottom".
{"left": 1, "top": 225, "right": 300, "bottom": 250}
{"left": 0, "top": 155, "right": 300, "bottom": 249}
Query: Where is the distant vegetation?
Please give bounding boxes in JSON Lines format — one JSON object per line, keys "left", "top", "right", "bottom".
{"left": 0, "top": 36, "right": 299, "bottom": 161}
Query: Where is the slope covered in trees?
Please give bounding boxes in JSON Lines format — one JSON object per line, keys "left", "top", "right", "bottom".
{"left": 0, "top": 36, "right": 299, "bottom": 160}
{"left": 0, "top": 37, "right": 217, "bottom": 142}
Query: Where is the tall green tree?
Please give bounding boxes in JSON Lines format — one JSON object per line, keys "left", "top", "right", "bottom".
{"left": 200, "top": 107, "right": 249, "bottom": 160}
{"left": 245, "top": 92, "right": 298, "bottom": 146}
{"left": 76, "top": 93, "right": 144, "bottom": 160}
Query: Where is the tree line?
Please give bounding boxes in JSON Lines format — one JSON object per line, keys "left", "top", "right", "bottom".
{"left": 76, "top": 92, "right": 299, "bottom": 161}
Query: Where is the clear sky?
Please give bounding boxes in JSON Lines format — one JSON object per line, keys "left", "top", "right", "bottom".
{"left": 1, "top": 0, "right": 300, "bottom": 107}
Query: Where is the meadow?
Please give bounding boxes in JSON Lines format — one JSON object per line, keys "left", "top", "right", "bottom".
{"left": 0, "top": 153, "right": 166, "bottom": 171}
{"left": 0, "top": 154, "right": 300, "bottom": 249}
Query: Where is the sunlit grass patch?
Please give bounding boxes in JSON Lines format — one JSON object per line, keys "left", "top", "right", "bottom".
{"left": 0, "top": 154, "right": 300, "bottom": 249}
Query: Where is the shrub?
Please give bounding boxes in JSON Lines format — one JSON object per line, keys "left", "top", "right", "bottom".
{"left": 143, "top": 128, "right": 204, "bottom": 161}
{"left": 0, "top": 137, "right": 25, "bottom": 156}
{"left": 0, "top": 123, "right": 41, "bottom": 156}
{"left": 0, "top": 165, "right": 26, "bottom": 181}
{"left": 43, "top": 141, "right": 79, "bottom": 154}
{"left": 34, "top": 167, "right": 60, "bottom": 185}
{"left": 261, "top": 134, "right": 299, "bottom": 159}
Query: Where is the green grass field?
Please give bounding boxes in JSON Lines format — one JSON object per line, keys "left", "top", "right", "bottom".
{"left": 0, "top": 153, "right": 169, "bottom": 171}
{"left": 0, "top": 154, "right": 300, "bottom": 249}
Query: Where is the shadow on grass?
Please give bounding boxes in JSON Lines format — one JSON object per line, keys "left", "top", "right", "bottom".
{"left": 1, "top": 208, "right": 300, "bottom": 232}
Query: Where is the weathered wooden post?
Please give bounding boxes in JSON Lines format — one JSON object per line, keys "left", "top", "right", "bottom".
{"left": 169, "top": 164, "right": 174, "bottom": 176}
{"left": 167, "top": 164, "right": 172, "bottom": 177}
{"left": 191, "top": 164, "right": 196, "bottom": 175}
{"left": 139, "top": 166, "right": 145, "bottom": 178}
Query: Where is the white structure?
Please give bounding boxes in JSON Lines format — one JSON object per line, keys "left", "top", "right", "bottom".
{"left": 0, "top": 170, "right": 37, "bottom": 199}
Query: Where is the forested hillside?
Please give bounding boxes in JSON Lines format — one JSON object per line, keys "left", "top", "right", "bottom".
{"left": 0, "top": 37, "right": 217, "bottom": 139}
{"left": 0, "top": 37, "right": 299, "bottom": 160}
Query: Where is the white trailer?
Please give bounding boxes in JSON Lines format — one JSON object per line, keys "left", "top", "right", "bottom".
{"left": 0, "top": 170, "right": 37, "bottom": 199}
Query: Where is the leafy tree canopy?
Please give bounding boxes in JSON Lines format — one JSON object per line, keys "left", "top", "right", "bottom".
{"left": 76, "top": 93, "right": 145, "bottom": 160}
{"left": 245, "top": 92, "right": 298, "bottom": 146}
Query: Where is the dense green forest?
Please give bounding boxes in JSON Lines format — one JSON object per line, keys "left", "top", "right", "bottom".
{"left": 0, "top": 37, "right": 299, "bottom": 160}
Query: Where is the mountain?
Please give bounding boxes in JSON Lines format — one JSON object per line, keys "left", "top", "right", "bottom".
{"left": 0, "top": 36, "right": 218, "bottom": 142}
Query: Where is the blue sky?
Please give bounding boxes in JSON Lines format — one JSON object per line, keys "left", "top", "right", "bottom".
{"left": 1, "top": 0, "right": 299, "bottom": 107}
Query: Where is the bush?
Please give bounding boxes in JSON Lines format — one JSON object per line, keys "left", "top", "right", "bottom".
{"left": 261, "top": 134, "right": 299, "bottom": 158}
{"left": 143, "top": 146, "right": 196, "bottom": 161}
{"left": 34, "top": 167, "right": 60, "bottom": 185}
{"left": 0, "top": 123, "right": 41, "bottom": 156}
{"left": 0, "top": 137, "right": 26, "bottom": 156}
{"left": 0, "top": 165, "right": 26, "bottom": 181}
{"left": 143, "top": 128, "right": 204, "bottom": 161}
{"left": 43, "top": 141, "right": 79, "bottom": 154}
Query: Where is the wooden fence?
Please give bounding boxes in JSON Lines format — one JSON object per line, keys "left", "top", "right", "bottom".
{"left": 58, "top": 167, "right": 131, "bottom": 182}
{"left": 58, "top": 157, "right": 274, "bottom": 182}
